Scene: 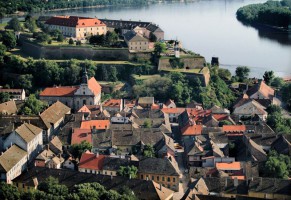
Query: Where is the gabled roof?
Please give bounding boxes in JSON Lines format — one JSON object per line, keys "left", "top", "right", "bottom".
{"left": 139, "top": 157, "right": 180, "bottom": 176}
{"left": 246, "top": 81, "right": 274, "bottom": 99}
{"left": 138, "top": 97, "right": 154, "bottom": 105}
{"left": 0, "top": 145, "right": 27, "bottom": 172}
{"left": 79, "top": 151, "right": 106, "bottom": 170}
{"left": 40, "top": 86, "right": 78, "bottom": 97}
{"left": 80, "top": 120, "right": 110, "bottom": 129}
{"left": 181, "top": 124, "right": 203, "bottom": 136}
{"left": 233, "top": 100, "right": 267, "bottom": 116}
{"left": 35, "top": 149, "right": 55, "bottom": 161}
{"left": 40, "top": 101, "right": 71, "bottom": 129}
{"left": 102, "top": 157, "right": 138, "bottom": 171}
{"left": 103, "top": 99, "right": 121, "bottom": 108}
{"left": 78, "top": 105, "right": 91, "bottom": 113}
{"left": 0, "top": 100, "right": 18, "bottom": 115}
{"left": 15, "top": 123, "right": 42, "bottom": 143}
{"left": 161, "top": 108, "right": 185, "bottom": 114}
{"left": 49, "top": 136, "right": 63, "bottom": 155}
{"left": 71, "top": 128, "right": 92, "bottom": 145}
{"left": 222, "top": 125, "right": 246, "bottom": 133}
{"left": 88, "top": 77, "right": 102, "bottom": 96}
{"left": 45, "top": 16, "right": 106, "bottom": 28}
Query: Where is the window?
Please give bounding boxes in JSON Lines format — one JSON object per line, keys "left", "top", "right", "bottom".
{"left": 152, "top": 176, "right": 154, "bottom": 180}
{"left": 173, "top": 178, "right": 176, "bottom": 182}
{"left": 157, "top": 176, "right": 159, "bottom": 181}
{"left": 167, "top": 177, "right": 170, "bottom": 182}
{"left": 162, "top": 177, "right": 165, "bottom": 181}
{"left": 83, "top": 92, "right": 85, "bottom": 95}
{"left": 141, "top": 174, "right": 143, "bottom": 179}
{"left": 83, "top": 100, "right": 86, "bottom": 105}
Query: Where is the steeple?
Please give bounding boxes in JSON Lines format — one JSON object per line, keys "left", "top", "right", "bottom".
{"left": 174, "top": 40, "right": 180, "bottom": 58}
{"left": 81, "top": 66, "right": 88, "bottom": 84}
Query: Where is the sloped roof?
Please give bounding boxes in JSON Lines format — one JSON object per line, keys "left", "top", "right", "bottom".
{"left": 78, "top": 105, "right": 91, "bottom": 113}
{"left": 152, "top": 181, "right": 174, "bottom": 200}
{"left": 35, "top": 149, "right": 55, "bottom": 161}
{"left": 0, "top": 100, "right": 18, "bottom": 115}
{"left": 246, "top": 81, "right": 274, "bottom": 99}
{"left": 222, "top": 125, "right": 246, "bottom": 133}
{"left": 71, "top": 128, "right": 92, "bottom": 145}
{"left": 49, "top": 136, "right": 63, "bottom": 155}
{"left": 40, "top": 86, "right": 78, "bottom": 97}
{"left": 216, "top": 162, "right": 241, "bottom": 171}
{"left": 88, "top": 77, "right": 102, "bottom": 96}
{"left": 139, "top": 157, "right": 179, "bottom": 176}
{"left": 0, "top": 89, "right": 23, "bottom": 94}
{"left": 161, "top": 108, "right": 185, "bottom": 114}
{"left": 0, "top": 145, "right": 27, "bottom": 172}
{"left": 79, "top": 151, "right": 106, "bottom": 170}
{"left": 103, "top": 99, "right": 121, "bottom": 108}
{"left": 181, "top": 124, "right": 203, "bottom": 136}
{"left": 45, "top": 16, "right": 106, "bottom": 28}
{"left": 233, "top": 100, "right": 267, "bottom": 116}
{"left": 80, "top": 120, "right": 110, "bottom": 129}
{"left": 40, "top": 101, "right": 71, "bottom": 129}
{"left": 138, "top": 97, "right": 154, "bottom": 105}
{"left": 15, "top": 123, "right": 42, "bottom": 143}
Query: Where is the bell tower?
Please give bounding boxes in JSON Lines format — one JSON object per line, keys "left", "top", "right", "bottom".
{"left": 81, "top": 66, "right": 88, "bottom": 85}
{"left": 174, "top": 40, "right": 180, "bottom": 58}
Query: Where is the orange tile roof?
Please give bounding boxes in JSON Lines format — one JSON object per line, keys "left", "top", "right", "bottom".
{"left": 216, "top": 162, "right": 241, "bottom": 170}
{"left": 259, "top": 81, "right": 274, "bottom": 99}
{"left": 80, "top": 120, "right": 110, "bottom": 129}
{"left": 40, "top": 86, "right": 78, "bottom": 97}
{"left": 46, "top": 16, "right": 106, "bottom": 28}
{"left": 79, "top": 152, "right": 106, "bottom": 170}
{"left": 231, "top": 176, "right": 245, "bottom": 180}
{"left": 213, "top": 114, "right": 229, "bottom": 121}
{"left": 161, "top": 108, "right": 185, "bottom": 114}
{"left": 181, "top": 124, "right": 202, "bottom": 136}
{"left": 186, "top": 108, "right": 211, "bottom": 122}
{"left": 71, "top": 128, "right": 92, "bottom": 145}
{"left": 151, "top": 103, "right": 160, "bottom": 110}
{"left": 88, "top": 77, "right": 102, "bottom": 96}
{"left": 222, "top": 125, "right": 246, "bottom": 133}
{"left": 103, "top": 99, "right": 121, "bottom": 107}
{"left": 78, "top": 105, "right": 91, "bottom": 113}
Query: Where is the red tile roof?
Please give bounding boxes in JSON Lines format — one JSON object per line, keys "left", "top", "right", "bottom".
{"left": 103, "top": 99, "right": 121, "bottom": 107}
{"left": 186, "top": 108, "right": 211, "bottom": 123}
{"left": 181, "top": 124, "right": 202, "bottom": 136}
{"left": 78, "top": 105, "right": 91, "bottom": 113}
{"left": 40, "top": 86, "right": 78, "bottom": 97}
{"left": 46, "top": 16, "right": 106, "bottom": 28}
{"left": 151, "top": 103, "right": 160, "bottom": 110}
{"left": 71, "top": 128, "right": 92, "bottom": 145}
{"left": 88, "top": 77, "right": 102, "bottom": 96}
{"left": 216, "top": 162, "right": 241, "bottom": 170}
{"left": 222, "top": 125, "right": 246, "bottom": 133}
{"left": 212, "top": 114, "right": 229, "bottom": 121}
{"left": 161, "top": 108, "right": 185, "bottom": 114}
{"left": 80, "top": 120, "right": 110, "bottom": 129}
{"left": 79, "top": 152, "right": 106, "bottom": 170}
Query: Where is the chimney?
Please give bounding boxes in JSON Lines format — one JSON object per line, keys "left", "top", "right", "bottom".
{"left": 234, "top": 177, "right": 238, "bottom": 187}
{"left": 159, "top": 183, "right": 162, "bottom": 190}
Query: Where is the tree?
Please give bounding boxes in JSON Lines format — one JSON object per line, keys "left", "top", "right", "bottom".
{"left": 2, "top": 31, "right": 17, "bottom": 50}
{"left": 62, "top": 59, "right": 81, "bottom": 85}
{"left": 281, "top": 83, "right": 291, "bottom": 111}
{"left": 264, "top": 150, "right": 291, "bottom": 179}
{"left": 24, "top": 17, "right": 37, "bottom": 32}
{"left": 143, "top": 144, "right": 155, "bottom": 158}
{"left": 20, "top": 94, "right": 47, "bottom": 115}
{"left": 36, "top": 32, "right": 50, "bottom": 43}
{"left": 6, "top": 17, "right": 22, "bottom": 31}
{"left": 17, "top": 74, "right": 33, "bottom": 91}
{"left": 235, "top": 66, "right": 250, "bottom": 81}
{"left": 154, "top": 42, "right": 166, "bottom": 56}
{"left": 57, "top": 34, "right": 64, "bottom": 42}
{"left": 69, "top": 38, "right": 74, "bottom": 45}
{"left": 0, "top": 44, "right": 7, "bottom": 63}
{"left": 0, "top": 92, "right": 10, "bottom": 103}
{"left": 0, "top": 182, "right": 20, "bottom": 200}
{"left": 263, "top": 71, "right": 274, "bottom": 85}
{"left": 218, "top": 68, "right": 232, "bottom": 80}
{"left": 70, "top": 141, "right": 92, "bottom": 159}
{"left": 118, "top": 165, "right": 138, "bottom": 179}
{"left": 38, "top": 177, "right": 69, "bottom": 197}
{"left": 271, "top": 77, "right": 285, "bottom": 89}
{"left": 143, "top": 119, "right": 152, "bottom": 128}
{"left": 106, "top": 31, "right": 118, "bottom": 46}
{"left": 81, "top": 60, "right": 97, "bottom": 78}
{"left": 218, "top": 120, "right": 232, "bottom": 127}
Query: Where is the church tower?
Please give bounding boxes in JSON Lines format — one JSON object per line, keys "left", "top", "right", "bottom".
{"left": 174, "top": 40, "right": 180, "bottom": 58}
{"left": 81, "top": 66, "right": 89, "bottom": 85}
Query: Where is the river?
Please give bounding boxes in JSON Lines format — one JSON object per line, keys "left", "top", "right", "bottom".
{"left": 19, "top": 0, "right": 291, "bottom": 77}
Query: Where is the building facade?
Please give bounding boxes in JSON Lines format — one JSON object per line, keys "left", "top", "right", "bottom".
{"left": 45, "top": 16, "right": 107, "bottom": 39}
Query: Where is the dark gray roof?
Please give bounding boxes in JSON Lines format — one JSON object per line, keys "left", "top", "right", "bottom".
{"left": 271, "top": 134, "right": 291, "bottom": 156}
{"left": 248, "top": 177, "right": 291, "bottom": 196}
{"left": 146, "top": 24, "right": 163, "bottom": 33}
{"left": 102, "top": 157, "right": 139, "bottom": 171}
{"left": 92, "top": 130, "right": 112, "bottom": 150}
{"left": 100, "top": 19, "right": 151, "bottom": 29}
{"left": 138, "top": 157, "right": 179, "bottom": 176}
{"left": 245, "top": 133, "right": 277, "bottom": 147}
{"left": 209, "top": 132, "right": 228, "bottom": 144}
{"left": 124, "top": 30, "right": 147, "bottom": 42}
{"left": 12, "top": 167, "right": 172, "bottom": 200}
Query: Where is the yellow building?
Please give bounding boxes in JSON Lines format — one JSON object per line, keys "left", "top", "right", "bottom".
{"left": 45, "top": 16, "right": 107, "bottom": 39}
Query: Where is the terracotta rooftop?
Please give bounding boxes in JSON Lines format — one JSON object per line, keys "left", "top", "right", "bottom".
{"left": 79, "top": 151, "right": 106, "bottom": 171}
{"left": 216, "top": 162, "right": 241, "bottom": 171}
{"left": 46, "top": 16, "right": 106, "bottom": 28}
{"left": 181, "top": 124, "right": 203, "bottom": 136}
{"left": 103, "top": 99, "right": 121, "bottom": 107}
{"left": 40, "top": 86, "right": 78, "bottom": 97}
{"left": 71, "top": 128, "right": 92, "bottom": 145}
{"left": 88, "top": 77, "right": 102, "bottom": 96}
{"left": 80, "top": 120, "right": 110, "bottom": 130}
{"left": 78, "top": 105, "right": 91, "bottom": 113}
{"left": 161, "top": 108, "right": 185, "bottom": 114}
{"left": 222, "top": 125, "right": 246, "bottom": 133}
{"left": 246, "top": 81, "right": 274, "bottom": 99}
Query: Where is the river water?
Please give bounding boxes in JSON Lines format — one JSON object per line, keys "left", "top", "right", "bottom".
{"left": 23, "top": 0, "right": 291, "bottom": 77}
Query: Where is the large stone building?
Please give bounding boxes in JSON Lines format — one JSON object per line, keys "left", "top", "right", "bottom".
{"left": 45, "top": 16, "right": 107, "bottom": 39}
{"left": 124, "top": 30, "right": 149, "bottom": 52}
{"left": 40, "top": 68, "right": 102, "bottom": 111}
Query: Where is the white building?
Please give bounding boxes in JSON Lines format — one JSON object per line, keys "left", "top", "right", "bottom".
{"left": 0, "top": 145, "right": 27, "bottom": 184}
{"left": 3, "top": 123, "right": 43, "bottom": 162}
